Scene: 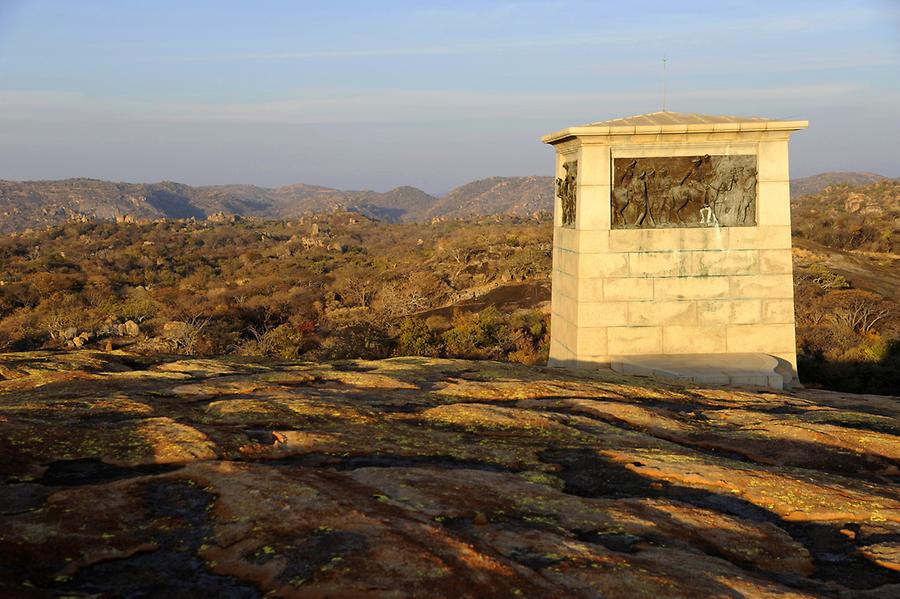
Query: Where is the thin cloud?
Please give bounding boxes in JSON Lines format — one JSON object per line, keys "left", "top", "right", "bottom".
{"left": 156, "top": 36, "right": 637, "bottom": 64}
{"left": 153, "top": 6, "right": 885, "bottom": 64}
{"left": 0, "top": 83, "right": 869, "bottom": 125}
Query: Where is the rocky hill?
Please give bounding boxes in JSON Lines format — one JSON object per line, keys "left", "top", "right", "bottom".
{"left": 790, "top": 172, "right": 889, "bottom": 198}
{"left": 1, "top": 351, "right": 898, "bottom": 597}
{"left": 2, "top": 171, "right": 893, "bottom": 233}
{"left": 0, "top": 178, "right": 440, "bottom": 233}
{"left": 422, "top": 176, "right": 554, "bottom": 221}
{"left": 0, "top": 176, "right": 549, "bottom": 233}
{"left": 791, "top": 179, "right": 900, "bottom": 255}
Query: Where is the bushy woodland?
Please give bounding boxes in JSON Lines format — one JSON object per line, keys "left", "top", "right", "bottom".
{"left": 1, "top": 194, "right": 898, "bottom": 394}
{"left": 0, "top": 214, "right": 552, "bottom": 365}
{"left": 792, "top": 180, "right": 899, "bottom": 254}
{"left": 793, "top": 265, "right": 899, "bottom": 395}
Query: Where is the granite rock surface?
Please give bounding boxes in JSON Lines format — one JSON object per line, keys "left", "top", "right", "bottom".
{"left": 1, "top": 351, "right": 898, "bottom": 598}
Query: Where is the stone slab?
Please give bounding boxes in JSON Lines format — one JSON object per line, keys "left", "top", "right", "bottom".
{"left": 610, "top": 352, "right": 785, "bottom": 390}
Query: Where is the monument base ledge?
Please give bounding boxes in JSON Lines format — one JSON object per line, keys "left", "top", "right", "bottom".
{"left": 608, "top": 353, "right": 791, "bottom": 391}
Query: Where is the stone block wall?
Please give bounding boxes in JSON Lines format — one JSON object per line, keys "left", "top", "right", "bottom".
{"left": 548, "top": 131, "right": 799, "bottom": 376}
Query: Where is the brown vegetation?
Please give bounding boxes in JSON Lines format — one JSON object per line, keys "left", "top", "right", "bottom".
{"left": 791, "top": 179, "right": 899, "bottom": 254}
{"left": 789, "top": 179, "right": 900, "bottom": 394}
{"left": 794, "top": 264, "right": 899, "bottom": 395}
{"left": 0, "top": 175, "right": 898, "bottom": 395}
{"left": 0, "top": 213, "right": 552, "bottom": 366}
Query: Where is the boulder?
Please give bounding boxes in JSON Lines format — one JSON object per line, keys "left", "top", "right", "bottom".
{"left": 62, "top": 327, "right": 78, "bottom": 341}
{"left": 123, "top": 320, "right": 140, "bottom": 337}
{"left": 207, "top": 212, "right": 239, "bottom": 224}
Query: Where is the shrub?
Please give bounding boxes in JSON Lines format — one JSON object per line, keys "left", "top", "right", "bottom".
{"left": 396, "top": 317, "right": 440, "bottom": 357}
{"left": 507, "top": 309, "right": 550, "bottom": 365}
{"left": 807, "top": 263, "right": 849, "bottom": 291}
{"left": 112, "top": 291, "right": 159, "bottom": 323}
{"left": 0, "top": 307, "right": 42, "bottom": 351}
{"left": 316, "top": 321, "right": 392, "bottom": 360}
{"left": 239, "top": 320, "right": 315, "bottom": 359}
{"left": 440, "top": 306, "right": 520, "bottom": 360}
{"left": 40, "top": 292, "right": 87, "bottom": 336}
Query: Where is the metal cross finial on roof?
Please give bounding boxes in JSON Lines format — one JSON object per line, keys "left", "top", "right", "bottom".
{"left": 662, "top": 56, "right": 667, "bottom": 113}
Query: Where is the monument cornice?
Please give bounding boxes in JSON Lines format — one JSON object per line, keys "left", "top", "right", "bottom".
{"left": 542, "top": 112, "right": 808, "bottom": 145}
{"left": 542, "top": 120, "right": 808, "bottom": 145}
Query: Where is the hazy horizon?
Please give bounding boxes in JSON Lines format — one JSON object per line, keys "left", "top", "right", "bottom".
{"left": 1, "top": 0, "right": 898, "bottom": 191}
{"left": 0, "top": 168, "right": 895, "bottom": 199}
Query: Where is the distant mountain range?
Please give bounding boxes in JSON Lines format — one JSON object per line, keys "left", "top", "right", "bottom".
{"left": 0, "top": 171, "right": 890, "bottom": 234}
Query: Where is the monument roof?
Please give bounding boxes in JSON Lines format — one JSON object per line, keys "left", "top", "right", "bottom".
{"left": 589, "top": 112, "right": 773, "bottom": 126}
{"left": 541, "top": 111, "right": 808, "bottom": 144}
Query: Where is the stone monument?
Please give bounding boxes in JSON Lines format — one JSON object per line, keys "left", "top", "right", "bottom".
{"left": 542, "top": 112, "right": 807, "bottom": 389}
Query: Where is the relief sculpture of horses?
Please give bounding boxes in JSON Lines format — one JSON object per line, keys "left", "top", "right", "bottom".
{"left": 669, "top": 179, "right": 706, "bottom": 224}
{"left": 612, "top": 155, "right": 756, "bottom": 228}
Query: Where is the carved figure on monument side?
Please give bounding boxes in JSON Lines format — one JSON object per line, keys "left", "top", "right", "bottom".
{"left": 649, "top": 167, "right": 674, "bottom": 225}
{"left": 737, "top": 166, "right": 757, "bottom": 225}
{"left": 612, "top": 159, "right": 637, "bottom": 226}
{"left": 720, "top": 166, "right": 744, "bottom": 225}
{"left": 643, "top": 169, "right": 658, "bottom": 227}
{"left": 680, "top": 154, "right": 712, "bottom": 187}
{"left": 556, "top": 160, "right": 577, "bottom": 227}
{"left": 711, "top": 165, "right": 741, "bottom": 225}
{"left": 670, "top": 166, "right": 706, "bottom": 225}
{"left": 705, "top": 167, "right": 729, "bottom": 225}
{"left": 618, "top": 158, "right": 638, "bottom": 186}
{"left": 566, "top": 161, "right": 578, "bottom": 225}
{"left": 555, "top": 174, "right": 566, "bottom": 221}
{"left": 630, "top": 170, "right": 650, "bottom": 226}
{"left": 612, "top": 186, "right": 629, "bottom": 226}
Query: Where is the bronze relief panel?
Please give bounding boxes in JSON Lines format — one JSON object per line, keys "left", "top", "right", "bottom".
{"left": 611, "top": 155, "right": 757, "bottom": 228}
{"left": 556, "top": 160, "right": 577, "bottom": 227}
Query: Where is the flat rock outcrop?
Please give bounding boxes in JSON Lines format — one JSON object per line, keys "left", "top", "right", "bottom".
{"left": 0, "top": 351, "right": 898, "bottom": 597}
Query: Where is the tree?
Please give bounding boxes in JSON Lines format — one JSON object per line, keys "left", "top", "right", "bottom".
{"left": 375, "top": 272, "right": 446, "bottom": 318}
{"left": 824, "top": 290, "right": 893, "bottom": 334}
{"left": 330, "top": 264, "right": 378, "bottom": 308}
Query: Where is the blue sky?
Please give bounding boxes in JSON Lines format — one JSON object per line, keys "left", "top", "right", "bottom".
{"left": 0, "top": 0, "right": 898, "bottom": 192}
